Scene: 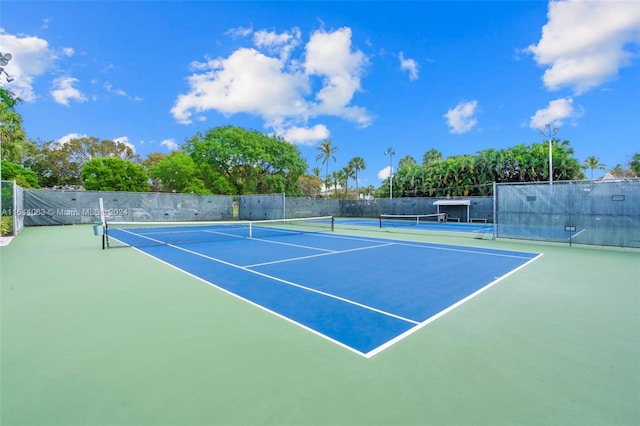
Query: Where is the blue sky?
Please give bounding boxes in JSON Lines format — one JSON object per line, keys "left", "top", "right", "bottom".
{"left": 1, "top": 1, "right": 639, "bottom": 187}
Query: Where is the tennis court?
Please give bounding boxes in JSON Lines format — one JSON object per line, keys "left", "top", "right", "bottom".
{"left": 105, "top": 218, "right": 540, "bottom": 357}
{"left": 1, "top": 222, "right": 638, "bottom": 425}
{"left": 343, "top": 215, "right": 495, "bottom": 236}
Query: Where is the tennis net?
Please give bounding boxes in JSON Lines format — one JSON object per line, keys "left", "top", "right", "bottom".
{"left": 379, "top": 213, "right": 446, "bottom": 228}
{"left": 103, "top": 216, "right": 334, "bottom": 248}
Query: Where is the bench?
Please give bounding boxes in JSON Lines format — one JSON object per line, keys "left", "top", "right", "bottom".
{"left": 470, "top": 218, "right": 488, "bottom": 223}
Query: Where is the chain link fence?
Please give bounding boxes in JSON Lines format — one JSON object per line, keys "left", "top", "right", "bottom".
{"left": 1, "top": 180, "right": 24, "bottom": 236}
{"left": 242, "top": 194, "right": 494, "bottom": 222}
{"left": 495, "top": 180, "right": 640, "bottom": 248}
{"left": 21, "top": 189, "right": 233, "bottom": 225}
{"left": 4, "top": 181, "right": 638, "bottom": 248}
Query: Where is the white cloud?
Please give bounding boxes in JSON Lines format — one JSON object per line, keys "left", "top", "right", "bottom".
{"left": 51, "top": 76, "right": 87, "bottom": 106}
{"left": 529, "top": 97, "right": 582, "bottom": 129}
{"left": 103, "top": 81, "right": 127, "bottom": 97}
{"left": 526, "top": 0, "right": 640, "bottom": 94}
{"left": 399, "top": 52, "right": 419, "bottom": 81}
{"left": 172, "top": 47, "right": 308, "bottom": 123}
{"left": 253, "top": 28, "right": 301, "bottom": 61}
{"left": 444, "top": 100, "right": 478, "bottom": 134}
{"left": 225, "top": 25, "right": 253, "bottom": 38}
{"left": 378, "top": 166, "right": 392, "bottom": 180}
{"left": 0, "top": 30, "right": 137, "bottom": 105}
{"left": 0, "top": 30, "right": 57, "bottom": 101}
{"left": 304, "top": 28, "right": 371, "bottom": 125}
{"left": 160, "top": 138, "right": 179, "bottom": 151}
{"left": 280, "top": 124, "right": 330, "bottom": 146}
{"left": 102, "top": 62, "right": 114, "bottom": 73}
{"left": 102, "top": 81, "right": 141, "bottom": 101}
{"left": 56, "top": 133, "right": 87, "bottom": 146}
{"left": 171, "top": 26, "right": 372, "bottom": 144}
{"left": 113, "top": 136, "right": 136, "bottom": 154}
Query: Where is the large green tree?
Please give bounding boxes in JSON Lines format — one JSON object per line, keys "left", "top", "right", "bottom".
{"left": 0, "top": 160, "right": 39, "bottom": 188}
{"left": 143, "top": 152, "right": 166, "bottom": 191}
{"left": 389, "top": 141, "right": 583, "bottom": 197}
{"left": 34, "top": 136, "right": 139, "bottom": 187}
{"left": 298, "top": 175, "right": 322, "bottom": 198}
{"left": 81, "top": 157, "right": 149, "bottom": 191}
{"left": 149, "top": 152, "right": 210, "bottom": 194}
{"left": 184, "top": 125, "right": 307, "bottom": 195}
{"left": 0, "top": 88, "right": 34, "bottom": 165}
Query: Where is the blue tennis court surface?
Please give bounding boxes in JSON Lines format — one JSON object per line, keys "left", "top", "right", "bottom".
{"left": 108, "top": 227, "right": 541, "bottom": 357}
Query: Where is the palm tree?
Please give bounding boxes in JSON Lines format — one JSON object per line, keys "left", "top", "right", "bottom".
{"left": 583, "top": 156, "right": 605, "bottom": 180}
{"left": 331, "top": 170, "right": 342, "bottom": 199}
{"left": 398, "top": 155, "right": 417, "bottom": 168}
{"left": 610, "top": 164, "right": 624, "bottom": 177}
{"left": 422, "top": 149, "right": 442, "bottom": 166}
{"left": 348, "top": 156, "right": 366, "bottom": 199}
{"left": 340, "top": 166, "right": 352, "bottom": 198}
{"left": 311, "top": 166, "right": 321, "bottom": 180}
{"left": 315, "top": 139, "right": 338, "bottom": 197}
{"left": 629, "top": 153, "right": 640, "bottom": 177}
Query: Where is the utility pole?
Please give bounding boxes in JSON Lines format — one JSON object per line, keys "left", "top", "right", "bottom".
{"left": 384, "top": 147, "right": 395, "bottom": 199}
{"left": 539, "top": 124, "right": 559, "bottom": 185}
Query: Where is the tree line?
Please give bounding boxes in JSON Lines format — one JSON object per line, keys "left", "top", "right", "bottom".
{"left": 1, "top": 87, "right": 639, "bottom": 198}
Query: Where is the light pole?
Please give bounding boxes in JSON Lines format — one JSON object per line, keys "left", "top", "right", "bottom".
{"left": 539, "top": 124, "right": 558, "bottom": 185}
{"left": 384, "top": 147, "right": 395, "bottom": 199}
{"left": 0, "top": 52, "right": 14, "bottom": 82}
{"left": 0, "top": 52, "right": 15, "bottom": 225}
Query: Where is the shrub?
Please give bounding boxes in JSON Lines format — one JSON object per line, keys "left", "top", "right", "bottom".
{"left": 0, "top": 216, "right": 13, "bottom": 236}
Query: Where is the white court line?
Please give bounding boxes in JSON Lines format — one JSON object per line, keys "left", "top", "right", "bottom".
{"left": 119, "top": 225, "right": 532, "bottom": 260}
{"left": 115, "top": 226, "right": 246, "bottom": 241}
{"left": 248, "top": 236, "right": 337, "bottom": 253}
{"left": 140, "top": 226, "right": 242, "bottom": 235}
{"left": 151, "top": 241, "right": 421, "bottom": 326}
{"left": 119, "top": 244, "right": 373, "bottom": 358}
{"left": 363, "top": 252, "right": 545, "bottom": 358}
{"left": 244, "top": 242, "right": 395, "bottom": 268}
{"left": 308, "top": 232, "right": 537, "bottom": 260}
{"left": 569, "top": 228, "right": 587, "bottom": 239}
{"left": 111, "top": 226, "right": 542, "bottom": 358}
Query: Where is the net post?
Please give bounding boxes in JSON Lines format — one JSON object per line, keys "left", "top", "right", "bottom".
{"left": 331, "top": 216, "right": 335, "bottom": 232}
{"left": 98, "top": 198, "right": 108, "bottom": 249}
{"left": 492, "top": 182, "right": 497, "bottom": 240}
{"left": 282, "top": 192, "right": 286, "bottom": 220}
{"left": 12, "top": 180, "right": 18, "bottom": 236}
{"left": 103, "top": 222, "right": 110, "bottom": 249}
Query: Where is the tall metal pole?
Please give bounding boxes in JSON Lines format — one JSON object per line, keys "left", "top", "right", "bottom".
{"left": 384, "top": 147, "right": 395, "bottom": 199}
{"left": 0, "top": 52, "right": 14, "bottom": 223}
{"left": 539, "top": 124, "right": 559, "bottom": 185}
{"left": 0, "top": 52, "right": 14, "bottom": 82}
